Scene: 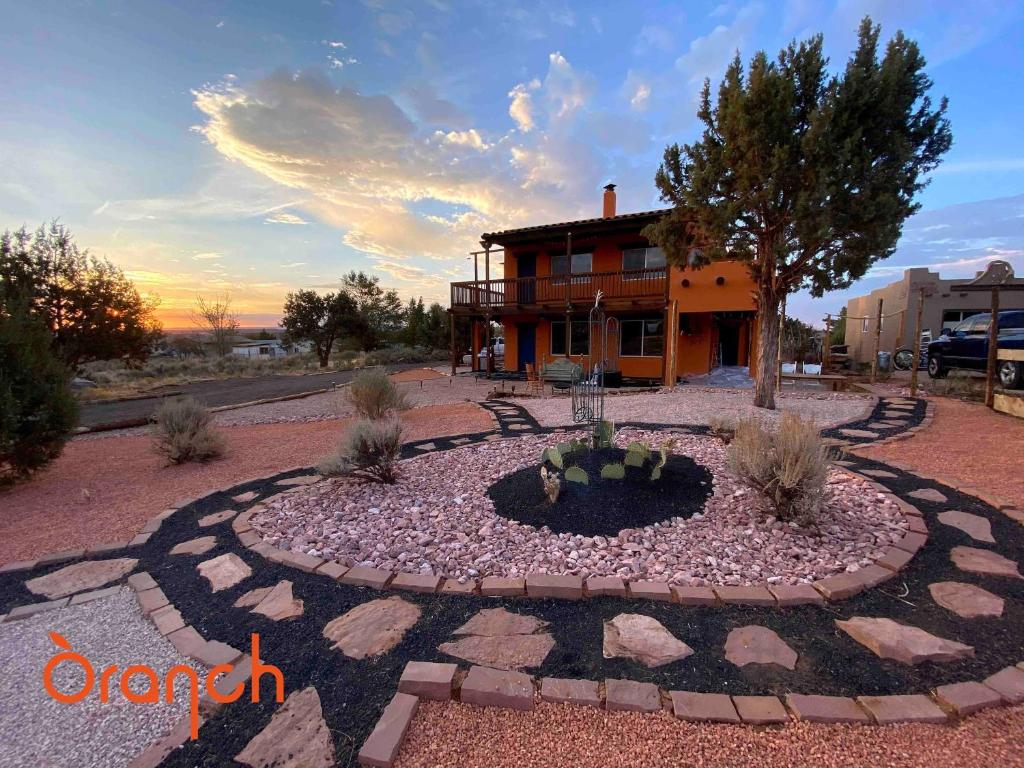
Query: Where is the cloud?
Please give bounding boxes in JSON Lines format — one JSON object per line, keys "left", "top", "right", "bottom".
{"left": 436, "top": 128, "right": 488, "bottom": 150}
{"left": 327, "top": 55, "right": 358, "bottom": 69}
{"left": 931, "top": 158, "right": 1024, "bottom": 175}
{"left": 264, "top": 211, "right": 310, "bottom": 225}
{"left": 322, "top": 40, "right": 346, "bottom": 48}
{"left": 630, "top": 82, "right": 651, "bottom": 110}
{"left": 507, "top": 81, "right": 538, "bottom": 132}
{"left": 192, "top": 252, "right": 223, "bottom": 260}
{"left": 634, "top": 24, "right": 674, "bottom": 54}
{"left": 280, "top": 261, "right": 307, "bottom": 268}
{"left": 402, "top": 81, "right": 469, "bottom": 127}
{"left": 675, "top": 2, "right": 763, "bottom": 84}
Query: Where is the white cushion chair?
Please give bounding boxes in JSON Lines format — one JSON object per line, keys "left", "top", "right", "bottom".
{"left": 780, "top": 362, "right": 797, "bottom": 374}
{"left": 803, "top": 363, "right": 822, "bottom": 374}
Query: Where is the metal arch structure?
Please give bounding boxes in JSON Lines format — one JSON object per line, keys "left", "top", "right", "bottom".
{"left": 571, "top": 291, "right": 619, "bottom": 431}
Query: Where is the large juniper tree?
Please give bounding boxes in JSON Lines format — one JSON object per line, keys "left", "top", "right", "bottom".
{"left": 644, "top": 19, "right": 951, "bottom": 408}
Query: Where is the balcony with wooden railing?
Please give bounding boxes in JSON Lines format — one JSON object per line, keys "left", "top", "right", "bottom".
{"left": 450, "top": 267, "right": 668, "bottom": 312}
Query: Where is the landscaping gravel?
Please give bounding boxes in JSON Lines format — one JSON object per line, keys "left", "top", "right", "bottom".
{"left": 395, "top": 700, "right": 1024, "bottom": 768}
{"left": 252, "top": 429, "right": 908, "bottom": 586}
{"left": 520, "top": 388, "right": 874, "bottom": 428}
{"left": 0, "top": 588, "right": 208, "bottom": 768}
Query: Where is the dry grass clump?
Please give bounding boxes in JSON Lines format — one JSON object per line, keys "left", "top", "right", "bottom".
{"left": 151, "top": 397, "right": 225, "bottom": 464}
{"left": 319, "top": 417, "right": 402, "bottom": 483}
{"left": 727, "top": 412, "right": 831, "bottom": 525}
{"left": 707, "top": 415, "right": 736, "bottom": 443}
{"left": 345, "top": 368, "right": 410, "bottom": 420}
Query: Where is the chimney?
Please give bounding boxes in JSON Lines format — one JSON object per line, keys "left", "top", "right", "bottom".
{"left": 602, "top": 183, "right": 616, "bottom": 218}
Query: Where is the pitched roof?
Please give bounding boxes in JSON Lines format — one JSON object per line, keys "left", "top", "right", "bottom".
{"left": 482, "top": 209, "right": 669, "bottom": 246}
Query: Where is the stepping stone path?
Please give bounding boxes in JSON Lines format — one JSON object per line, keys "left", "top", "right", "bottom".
{"left": 839, "top": 429, "right": 877, "bottom": 439}
{"left": 323, "top": 596, "right": 421, "bottom": 659}
{"left": 835, "top": 617, "right": 974, "bottom": 665}
{"left": 198, "top": 509, "right": 236, "bottom": 527}
{"left": 928, "top": 582, "right": 1004, "bottom": 618}
{"left": 951, "top": 546, "right": 1022, "bottom": 578}
{"left": 235, "top": 687, "right": 334, "bottom": 768}
{"left": 908, "top": 488, "right": 948, "bottom": 503}
{"left": 602, "top": 613, "right": 694, "bottom": 668}
{"left": 861, "top": 469, "right": 898, "bottom": 479}
{"left": 440, "top": 607, "right": 555, "bottom": 671}
{"left": 25, "top": 558, "right": 138, "bottom": 599}
{"left": 170, "top": 536, "right": 217, "bottom": 556}
{"left": 724, "top": 626, "right": 798, "bottom": 670}
{"left": 938, "top": 511, "right": 995, "bottom": 543}
{"left": 197, "top": 553, "right": 252, "bottom": 592}
{"left": 235, "top": 580, "right": 304, "bottom": 621}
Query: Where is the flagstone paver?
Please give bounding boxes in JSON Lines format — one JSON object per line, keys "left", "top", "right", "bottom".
{"left": 197, "top": 553, "right": 252, "bottom": 592}
{"left": 439, "top": 633, "right": 555, "bottom": 671}
{"left": 861, "top": 469, "right": 898, "bottom": 479}
{"left": 908, "top": 488, "right": 948, "bottom": 503}
{"left": 24, "top": 557, "right": 138, "bottom": 600}
{"left": 933, "top": 681, "right": 1005, "bottom": 716}
{"left": 835, "top": 617, "right": 974, "bottom": 665}
{"left": 732, "top": 695, "right": 789, "bottom": 724}
{"left": 603, "top": 613, "right": 694, "bottom": 668}
{"left": 840, "top": 429, "right": 878, "bottom": 439}
{"left": 938, "top": 511, "right": 995, "bottom": 543}
{"left": 460, "top": 666, "right": 534, "bottom": 711}
{"left": 983, "top": 666, "right": 1024, "bottom": 704}
{"left": 951, "top": 546, "right": 1022, "bottom": 578}
{"left": 724, "top": 625, "right": 798, "bottom": 670}
{"left": 928, "top": 582, "right": 1004, "bottom": 618}
{"left": 856, "top": 694, "right": 948, "bottom": 724}
{"left": 323, "top": 596, "right": 421, "bottom": 659}
{"left": 605, "top": 679, "right": 662, "bottom": 712}
{"left": 453, "top": 607, "right": 547, "bottom": 637}
{"left": 249, "top": 580, "right": 304, "bottom": 621}
{"left": 540, "top": 678, "right": 602, "bottom": 707}
{"left": 170, "top": 536, "right": 218, "bottom": 556}
{"left": 671, "top": 692, "right": 740, "bottom": 723}
{"left": 235, "top": 687, "right": 334, "bottom": 768}
{"left": 235, "top": 586, "right": 274, "bottom": 608}
{"left": 198, "top": 509, "right": 236, "bottom": 527}
{"left": 398, "top": 661, "right": 458, "bottom": 700}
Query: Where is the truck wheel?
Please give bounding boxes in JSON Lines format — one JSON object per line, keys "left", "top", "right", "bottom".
{"left": 999, "top": 360, "right": 1023, "bottom": 389}
{"left": 893, "top": 348, "right": 915, "bottom": 371}
{"left": 927, "top": 354, "right": 947, "bottom": 379}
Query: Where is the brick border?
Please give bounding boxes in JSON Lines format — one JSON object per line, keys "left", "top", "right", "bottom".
{"left": 356, "top": 659, "right": 1024, "bottom": 766}
{"left": 230, "top": 465, "right": 927, "bottom": 610}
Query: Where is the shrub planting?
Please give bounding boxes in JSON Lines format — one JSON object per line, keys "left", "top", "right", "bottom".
{"left": 331, "top": 417, "right": 403, "bottom": 483}
{"left": 0, "top": 298, "right": 78, "bottom": 486}
{"left": 151, "top": 397, "right": 225, "bottom": 465}
{"left": 345, "top": 368, "right": 410, "bottom": 420}
{"left": 727, "top": 413, "right": 831, "bottom": 525}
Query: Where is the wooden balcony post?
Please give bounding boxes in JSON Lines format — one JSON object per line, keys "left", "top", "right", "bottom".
{"left": 482, "top": 240, "right": 493, "bottom": 376}
{"left": 564, "top": 231, "right": 572, "bottom": 358}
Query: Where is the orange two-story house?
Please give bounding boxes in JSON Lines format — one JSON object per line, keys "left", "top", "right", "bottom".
{"left": 450, "top": 185, "right": 761, "bottom": 385}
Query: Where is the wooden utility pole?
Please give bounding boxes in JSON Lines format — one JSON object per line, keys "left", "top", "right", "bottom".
{"left": 870, "top": 297, "right": 884, "bottom": 383}
{"left": 449, "top": 311, "right": 457, "bottom": 375}
{"left": 985, "top": 286, "right": 1000, "bottom": 407}
{"left": 910, "top": 288, "right": 926, "bottom": 397}
{"left": 822, "top": 314, "right": 832, "bottom": 371}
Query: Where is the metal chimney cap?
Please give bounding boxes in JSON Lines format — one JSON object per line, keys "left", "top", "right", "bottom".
{"left": 603, "top": 183, "right": 616, "bottom": 191}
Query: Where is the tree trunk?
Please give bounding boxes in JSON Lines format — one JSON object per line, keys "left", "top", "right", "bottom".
{"left": 318, "top": 345, "right": 330, "bottom": 368}
{"left": 753, "top": 286, "right": 781, "bottom": 410}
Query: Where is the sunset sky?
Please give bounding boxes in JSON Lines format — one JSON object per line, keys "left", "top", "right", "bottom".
{"left": 2, "top": 0, "right": 1023, "bottom": 328}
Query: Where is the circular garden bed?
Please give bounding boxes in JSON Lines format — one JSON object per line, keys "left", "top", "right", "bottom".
{"left": 249, "top": 428, "right": 909, "bottom": 586}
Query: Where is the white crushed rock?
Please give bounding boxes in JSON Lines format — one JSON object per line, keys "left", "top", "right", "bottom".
{"left": 0, "top": 588, "right": 209, "bottom": 768}
{"left": 251, "top": 429, "right": 907, "bottom": 587}
{"left": 519, "top": 389, "right": 874, "bottom": 429}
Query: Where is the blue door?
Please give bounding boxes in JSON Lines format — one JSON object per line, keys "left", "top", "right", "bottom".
{"left": 517, "top": 253, "right": 536, "bottom": 304}
{"left": 518, "top": 323, "right": 537, "bottom": 372}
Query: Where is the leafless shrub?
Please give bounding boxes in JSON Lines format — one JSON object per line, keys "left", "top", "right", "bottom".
{"left": 151, "top": 397, "right": 225, "bottom": 464}
{"left": 345, "top": 369, "right": 410, "bottom": 420}
{"left": 707, "top": 415, "right": 736, "bottom": 443}
{"left": 320, "top": 417, "right": 403, "bottom": 483}
{"left": 727, "top": 413, "right": 831, "bottom": 525}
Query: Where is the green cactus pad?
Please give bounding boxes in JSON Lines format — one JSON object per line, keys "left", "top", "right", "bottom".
{"left": 624, "top": 450, "right": 646, "bottom": 467}
{"left": 565, "top": 466, "right": 589, "bottom": 485}
{"left": 600, "top": 462, "right": 626, "bottom": 479}
{"left": 543, "top": 446, "right": 564, "bottom": 468}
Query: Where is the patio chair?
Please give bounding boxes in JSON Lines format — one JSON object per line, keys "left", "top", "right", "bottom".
{"left": 780, "top": 362, "right": 797, "bottom": 374}
{"left": 525, "top": 363, "right": 544, "bottom": 396}
{"left": 803, "top": 363, "right": 822, "bottom": 375}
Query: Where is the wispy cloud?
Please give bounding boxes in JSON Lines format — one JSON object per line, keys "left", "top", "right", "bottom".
{"left": 192, "top": 252, "right": 223, "bottom": 260}
{"left": 264, "top": 211, "right": 310, "bottom": 225}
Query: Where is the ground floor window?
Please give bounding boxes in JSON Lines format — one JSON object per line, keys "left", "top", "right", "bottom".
{"left": 550, "top": 320, "right": 589, "bottom": 356}
{"left": 620, "top": 317, "right": 664, "bottom": 357}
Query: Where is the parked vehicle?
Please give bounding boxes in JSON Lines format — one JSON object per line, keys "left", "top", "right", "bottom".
{"left": 477, "top": 337, "right": 505, "bottom": 359}
{"left": 926, "top": 311, "right": 1024, "bottom": 388}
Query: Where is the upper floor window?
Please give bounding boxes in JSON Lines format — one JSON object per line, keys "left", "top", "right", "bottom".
{"left": 551, "top": 252, "right": 592, "bottom": 284}
{"left": 622, "top": 246, "right": 666, "bottom": 271}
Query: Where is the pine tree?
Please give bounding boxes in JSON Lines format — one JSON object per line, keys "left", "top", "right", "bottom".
{"left": 643, "top": 18, "right": 951, "bottom": 408}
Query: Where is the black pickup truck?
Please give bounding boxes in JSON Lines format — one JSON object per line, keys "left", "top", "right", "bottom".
{"left": 927, "top": 310, "right": 1024, "bottom": 388}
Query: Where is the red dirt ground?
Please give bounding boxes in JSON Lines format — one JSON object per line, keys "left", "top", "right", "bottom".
{"left": 396, "top": 700, "right": 1024, "bottom": 768}
{"left": 0, "top": 402, "right": 492, "bottom": 565}
{"left": 389, "top": 368, "right": 448, "bottom": 382}
{"left": 854, "top": 396, "right": 1024, "bottom": 509}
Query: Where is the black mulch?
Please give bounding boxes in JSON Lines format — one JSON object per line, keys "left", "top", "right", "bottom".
{"left": 820, "top": 396, "right": 928, "bottom": 443}
{"left": 487, "top": 446, "right": 713, "bottom": 536}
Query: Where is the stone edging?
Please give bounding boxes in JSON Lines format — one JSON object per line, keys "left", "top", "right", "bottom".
{"left": 230, "top": 465, "right": 929, "bottom": 610}
{"left": 356, "top": 658, "right": 1024, "bottom": 767}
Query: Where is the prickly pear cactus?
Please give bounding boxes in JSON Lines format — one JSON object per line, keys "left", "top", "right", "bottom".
{"left": 600, "top": 462, "right": 625, "bottom": 480}
{"left": 543, "top": 446, "right": 564, "bottom": 468}
{"left": 565, "top": 466, "right": 589, "bottom": 485}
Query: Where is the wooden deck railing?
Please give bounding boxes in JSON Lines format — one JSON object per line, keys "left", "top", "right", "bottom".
{"left": 451, "top": 267, "right": 667, "bottom": 309}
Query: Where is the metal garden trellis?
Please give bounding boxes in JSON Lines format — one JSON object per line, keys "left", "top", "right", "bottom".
{"left": 571, "top": 290, "right": 619, "bottom": 439}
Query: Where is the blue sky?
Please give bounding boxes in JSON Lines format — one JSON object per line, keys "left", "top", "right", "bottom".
{"left": 2, "top": 0, "right": 1023, "bottom": 327}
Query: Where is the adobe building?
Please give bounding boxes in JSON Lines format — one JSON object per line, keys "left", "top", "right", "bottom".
{"left": 844, "top": 265, "right": 1024, "bottom": 364}
{"left": 449, "top": 184, "right": 760, "bottom": 385}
